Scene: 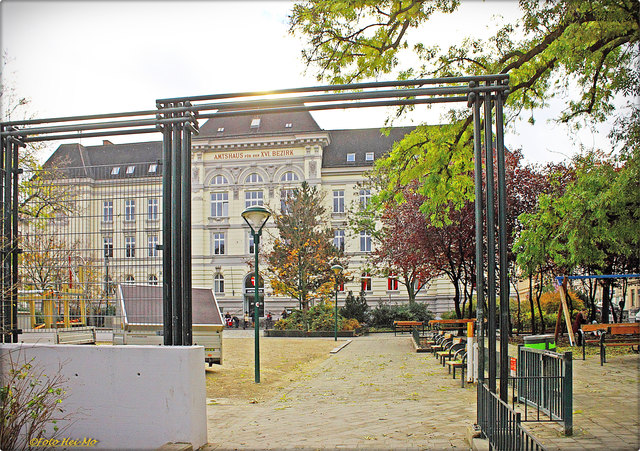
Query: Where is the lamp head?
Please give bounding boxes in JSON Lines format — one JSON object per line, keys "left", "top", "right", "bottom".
{"left": 241, "top": 206, "right": 271, "bottom": 234}
{"left": 330, "top": 264, "right": 343, "bottom": 275}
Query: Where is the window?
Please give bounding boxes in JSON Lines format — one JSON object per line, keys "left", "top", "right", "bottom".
{"left": 365, "top": 152, "right": 375, "bottom": 161}
{"left": 103, "top": 201, "right": 113, "bottom": 223}
{"left": 361, "top": 273, "right": 372, "bottom": 292}
{"left": 333, "top": 190, "right": 345, "bottom": 213}
{"left": 148, "top": 198, "right": 159, "bottom": 220}
{"left": 148, "top": 235, "right": 158, "bottom": 257}
{"left": 211, "top": 175, "right": 228, "bottom": 185}
{"left": 632, "top": 289, "right": 637, "bottom": 307}
{"left": 126, "top": 165, "right": 135, "bottom": 174}
{"left": 148, "top": 164, "right": 158, "bottom": 173}
{"left": 285, "top": 122, "right": 292, "bottom": 128}
{"left": 245, "top": 190, "right": 264, "bottom": 208}
{"left": 125, "top": 236, "right": 136, "bottom": 258}
{"left": 248, "top": 232, "right": 256, "bottom": 254}
{"left": 111, "top": 167, "right": 120, "bottom": 175}
{"left": 388, "top": 275, "right": 399, "bottom": 291}
{"left": 338, "top": 281, "right": 345, "bottom": 292}
{"left": 245, "top": 173, "right": 263, "bottom": 184}
{"left": 214, "top": 273, "right": 225, "bottom": 293}
{"left": 217, "top": 127, "right": 225, "bottom": 132}
{"left": 346, "top": 153, "right": 356, "bottom": 162}
{"left": 213, "top": 233, "right": 225, "bottom": 255}
{"left": 281, "top": 189, "right": 294, "bottom": 213}
{"left": 250, "top": 118, "right": 261, "bottom": 128}
{"left": 148, "top": 274, "right": 158, "bottom": 285}
{"left": 103, "top": 237, "right": 113, "bottom": 258}
{"left": 281, "top": 171, "right": 299, "bottom": 182}
{"left": 360, "top": 230, "right": 372, "bottom": 252}
{"left": 360, "top": 189, "right": 371, "bottom": 208}
{"left": 211, "top": 192, "right": 229, "bottom": 217}
{"left": 333, "top": 229, "right": 345, "bottom": 251}
{"left": 124, "top": 199, "right": 135, "bottom": 222}
{"left": 125, "top": 275, "right": 135, "bottom": 284}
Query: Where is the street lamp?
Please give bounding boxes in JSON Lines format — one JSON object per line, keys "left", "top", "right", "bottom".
{"left": 242, "top": 205, "right": 271, "bottom": 383}
{"left": 331, "top": 264, "right": 343, "bottom": 342}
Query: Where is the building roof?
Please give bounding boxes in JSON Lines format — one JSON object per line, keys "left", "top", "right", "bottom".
{"left": 44, "top": 140, "right": 163, "bottom": 180}
{"left": 323, "top": 126, "right": 415, "bottom": 168}
{"left": 198, "top": 108, "right": 322, "bottom": 138}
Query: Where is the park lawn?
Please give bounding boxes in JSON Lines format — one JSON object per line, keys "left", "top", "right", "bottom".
{"left": 205, "top": 337, "right": 337, "bottom": 402}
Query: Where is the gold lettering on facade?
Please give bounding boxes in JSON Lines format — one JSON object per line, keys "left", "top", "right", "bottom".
{"left": 211, "top": 149, "right": 295, "bottom": 161}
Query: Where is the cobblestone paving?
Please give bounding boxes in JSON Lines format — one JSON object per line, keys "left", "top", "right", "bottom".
{"left": 206, "top": 334, "right": 477, "bottom": 450}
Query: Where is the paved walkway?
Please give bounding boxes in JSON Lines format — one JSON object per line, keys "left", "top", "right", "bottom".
{"left": 206, "top": 334, "right": 477, "bottom": 449}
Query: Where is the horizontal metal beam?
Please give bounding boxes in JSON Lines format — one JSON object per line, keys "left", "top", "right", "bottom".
{"left": 158, "top": 85, "right": 507, "bottom": 116}
{"left": 23, "top": 127, "right": 159, "bottom": 143}
{"left": 196, "top": 96, "right": 468, "bottom": 120}
{"left": 3, "top": 109, "right": 159, "bottom": 127}
{"left": 1, "top": 116, "right": 194, "bottom": 138}
{"left": 157, "top": 74, "right": 510, "bottom": 104}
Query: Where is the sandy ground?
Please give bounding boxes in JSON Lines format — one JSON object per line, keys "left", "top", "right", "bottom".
{"left": 205, "top": 337, "right": 338, "bottom": 402}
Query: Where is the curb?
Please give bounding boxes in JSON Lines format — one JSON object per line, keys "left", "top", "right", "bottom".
{"left": 330, "top": 339, "right": 352, "bottom": 354}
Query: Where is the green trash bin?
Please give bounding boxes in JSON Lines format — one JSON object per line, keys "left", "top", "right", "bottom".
{"left": 524, "top": 334, "right": 556, "bottom": 351}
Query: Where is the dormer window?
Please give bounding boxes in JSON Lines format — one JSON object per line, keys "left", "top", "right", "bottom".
{"left": 346, "top": 153, "right": 356, "bottom": 162}
{"left": 111, "top": 167, "right": 120, "bottom": 175}
{"left": 365, "top": 152, "right": 374, "bottom": 161}
{"left": 250, "top": 118, "right": 261, "bottom": 129}
{"left": 126, "top": 165, "right": 135, "bottom": 174}
{"left": 217, "top": 127, "right": 224, "bottom": 132}
{"left": 148, "top": 164, "right": 158, "bottom": 173}
{"left": 285, "top": 122, "right": 292, "bottom": 128}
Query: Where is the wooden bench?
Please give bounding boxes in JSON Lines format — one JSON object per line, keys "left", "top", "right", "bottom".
{"left": 580, "top": 323, "right": 639, "bottom": 365}
{"left": 436, "top": 339, "right": 466, "bottom": 366}
{"left": 429, "top": 319, "right": 475, "bottom": 334}
{"left": 445, "top": 348, "right": 468, "bottom": 387}
{"left": 393, "top": 321, "right": 424, "bottom": 336}
{"left": 56, "top": 326, "right": 97, "bottom": 345}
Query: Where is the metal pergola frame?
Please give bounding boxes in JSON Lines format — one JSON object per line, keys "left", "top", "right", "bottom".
{"left": 1, "top": 74, "right": 510, "bottom": 400}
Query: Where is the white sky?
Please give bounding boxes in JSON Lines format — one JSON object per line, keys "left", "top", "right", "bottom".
{"left": 0, "top": 0, "right": 619, "bottom": 165}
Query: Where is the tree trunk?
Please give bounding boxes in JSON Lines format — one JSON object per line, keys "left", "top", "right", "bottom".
{"left": 601, "top": 280, "right": 611, "bottom": 323}
{"left": 453, "top": 279, "right": 462, "bottom": 319}
{"left": 529, "top": 274, "right": 536, "bottom": 334}
{"left": 536, "top": 272, "right": 545, "bottom": 332}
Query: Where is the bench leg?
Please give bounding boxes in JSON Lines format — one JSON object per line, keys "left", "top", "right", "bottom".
{"left": 461, "top": 366, "right": 465, "bottom": 388}
{"left": 600, "top": 334, "right": 606, "bottom": 365}
{"left": 452, "top": 366, "right": 456, "bottom": 379}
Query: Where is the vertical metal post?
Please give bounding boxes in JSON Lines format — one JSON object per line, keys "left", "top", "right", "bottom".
{"left": 0, "top": 126, "right": 5, "bottom": 343}
{"left": 484, "top": 82, "right": 497, "bottom": 394}
{"left": 495, "top": 86, "right": 509, "bottom": 402}
{"left": 254, "top": 231, "right": 261, "bottom": 383}
{"left": 470, "top": 83, "right": 485, "bottom": 383}
{"left": 562, "top": 351, "right": 573, "bottom": 436}
{"left": 171, "top": 107, "right": 183, "bottom": 345}
{"left": 181, "top": 122, "right": 192, "bottom": 345}
{"left": 3, "top": 134, "right": 13, "bottom": 343}
{"left": 161, "top": 116, "right": 173, "bottom": 345}
{"left": 11, "top": 139, "right": 20, "bottom": 343}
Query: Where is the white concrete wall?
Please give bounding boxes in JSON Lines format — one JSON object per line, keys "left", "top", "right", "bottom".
{"left": 0, "top": 344, "right": 207, "bottom": 450}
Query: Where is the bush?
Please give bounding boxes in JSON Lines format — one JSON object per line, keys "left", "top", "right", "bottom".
{"left": 273, "top": 303, "right": 359, "bottom": 331}
{"left": 370, "top": 301, "right": 434, "bottom": 327}
{"left": 340, "top": 290, "right": 370, "bottom": 324}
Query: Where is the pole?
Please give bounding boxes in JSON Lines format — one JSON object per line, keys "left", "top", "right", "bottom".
{"left": 254, "top": 231, "right": 261, "bottom": 383}
{"left": 334, "top": 278, "right": 338, "bottom": 341}
{"left": 495, "top": 85, "right": 509, "bottom": 402}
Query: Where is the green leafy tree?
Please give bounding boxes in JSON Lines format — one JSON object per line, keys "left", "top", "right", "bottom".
{"left": 290, "top": 0, "right": 639, "bottom": 215}
{"left": 340, "top": 290, "right": 370, "bottom": 324}
{"left": 266, "top": 182, "right": 348, "bottom": 310}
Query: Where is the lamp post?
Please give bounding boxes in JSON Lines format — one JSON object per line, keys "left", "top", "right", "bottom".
{"left": 241, "top": 205, "right": 271, "bottom": 383}
{"left": 331, "top": 264, "right": 343, "bottom": 342}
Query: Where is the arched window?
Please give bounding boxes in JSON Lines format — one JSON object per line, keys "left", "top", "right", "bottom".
{"left": 125, "top": 275, "right": 135, "bottom": 284}
{"left": 211, "top": 175, "right": 228, "bottom": 185}
{"left": 214, "top": 273, "right": 224, "bottom": 293}
{"left": 280, "top": 171, "right": 299, "bottom": 182}
{"left": 148, "top": 274, "right": 158, "bottom": 285}
{"left": 245, "top": 173, "right": 263, "bottom": 184}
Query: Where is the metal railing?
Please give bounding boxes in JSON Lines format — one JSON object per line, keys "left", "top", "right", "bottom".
{"left": 514, "top": 346, "right": 573, "bottom": 435}
{"left": 478, "top": 382, "right": 546, "bottom": 451}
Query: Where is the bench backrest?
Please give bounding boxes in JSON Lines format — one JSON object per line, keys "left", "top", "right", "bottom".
{"left": 56, "top": 326, "right": 97, "bottom": 345}
{"left": 582, "top": 323, "right": 640, "bottom": 335}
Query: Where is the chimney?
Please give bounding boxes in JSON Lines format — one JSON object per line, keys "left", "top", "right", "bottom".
{"left": 103, "top": 140, "right": 114, "bottom": 146}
